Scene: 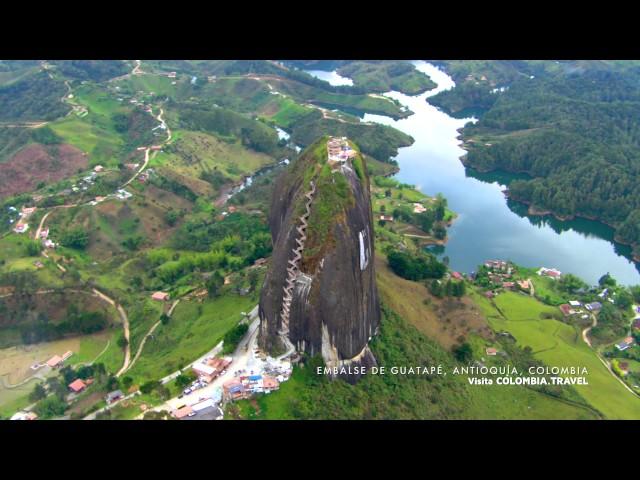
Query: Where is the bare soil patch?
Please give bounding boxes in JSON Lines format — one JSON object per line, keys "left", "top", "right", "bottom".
{"left": 0, "top": 143, "right": 88, "bottom": 198}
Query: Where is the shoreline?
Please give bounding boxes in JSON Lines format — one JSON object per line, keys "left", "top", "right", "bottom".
{"left": 456, "top": 138, "right": 640, "bottom": 263}
{"left": 456, "top": 125, "right": 640, "bottom": 264}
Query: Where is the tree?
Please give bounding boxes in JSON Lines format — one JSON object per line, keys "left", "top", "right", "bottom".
{"left": 46, "top": 377, "right": 66, "bottom": 399}
{"left": 453, "top": 280, "right": 466, "bottom": 297}
{"left": 175, "top": 372, "right": 196, "bottom": 389}
{"left": 629, "top": 285, "right": 640, "bottom": 303}
{"left": 121, "top": 376, "right": 133, "bottom": 390}
{"left": 445, "top": 280, "right": 455, "bottom": 296}
{"left": 598, "top": 273, "right": 617, "bottom": 288}
{"left": 248, "top": 269, "right": 259, "bottom": 293}
{"left": 29, "top": 383, "right": 47, "bottom": 402}
{"left": 453, "top": 342, "right": 473, "bottom": 363}
{"left": 111, "top": 113, "right": 129, "bottom": 133}
{"left": 434, "top": 193, "right": 447, "bottom": 221}
{"left": 140, "top": 380, "right": 160, "bottom": 394}
{"left": 388, "top": 249, "right": 446, "bottom": 281}
{"left": 428, "top": 279, "right": 444, "bottom": 298}
{"left": 433, "top": 223, "right": 447, "bottom": 240}
{"left": 165, "top": 209, "right": 179, "bottom": 227}
{"left": 160, "top": 313, "right": 170, "bottom": 325}
{"left": 106, "top": 375, "right": 119, "bottom": 391}
{"left": 60, "top": 228, "right": 89, "bottom": 250}
{"left": 616, "top": 289, "right": 633, "bottom": 310}
{"left": 34, "top": 395, "right": 67, "bottom": 419}
{"left": 59, "top": 365, "right": 76, "bottom": 385}
{"left": 122, "top": 235, "right": 145, "bottom": 251}
{"left": 117, "top": 334, "right": 128, "bottom": 350}
{"left": 558, "top": 273, "right": 587, "bottom": 293}
{"left": 24, "top": 239, "right": 42, "bottom": 257}
{"left": 206, "top": 271, "right": 225, "bottom": 298}
{"left": 223, "top": 322, "right": 250, "bottom": 354}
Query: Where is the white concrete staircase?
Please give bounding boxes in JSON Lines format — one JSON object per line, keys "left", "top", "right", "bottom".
{"left": 278, "top": 180, "right": 316, "bottom": 338}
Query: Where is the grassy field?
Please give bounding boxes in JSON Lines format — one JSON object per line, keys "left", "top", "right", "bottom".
{"left": 155, "top": 130, "right": 275, "bottom": 183}
{"left": 0, "top": 330, "right": 119, "bottom": 417}
{"left": 124, "top": 293, "right": 257, "bottom": 383}
{"left": 74, "top": 85, "right": 127, "bottom": 119}
{"left": 118, "top": 74, "right": 177, "bottom": 98}
{"left": 267, "top": 97, "right": 313, "bottom": 128}
{"left": 49, "top": 116, "right": 124, "bottom": 167}
{"left": 473, "top": 289, "right": 640, "bottom": 419}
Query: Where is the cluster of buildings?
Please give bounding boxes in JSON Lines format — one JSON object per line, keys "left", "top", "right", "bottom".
{"left": 37, "top": 224, "right": 57, "bottom": 250}
{"left": 558, "top": 300, "right": 594, "bottom": 319}
{"left": 484, "top": 260, "right": 512, "bottom": 274}
{"left": 327, "top": 136, "right": 357, "bottom": 167}
{"left": 37, "top": 350, "right": 73, "bottom": 370}
{"left": 478, "top": 260, "right": 535, "bottom": 297}
{"left": 616, "top": 336, "right": 636, "bottom": 352}
{"left": 222, "top": 353, "right": 292, "bottom": 403}
{"left": 537, "top": 267, "right": 562, "bottom": 279}
{"left": 12, "top": 206, "right": 36, "bottom": 234}
{"left": 222, "top": 373, "right": 281, "bottom": 401}
{"left": 115, "top": 189, "right": 132, "bottom": 200}
{"left": 597, "top": 288, "right": 617, "bottom": 305}
{"left": 614, "top": 308, "right": 640, "bottom": 352}
{"left": 72, "top": 170, "right": 99, "bottom": 194}
{"left": 192, "top": 356, "right": 232, "bottom": 384}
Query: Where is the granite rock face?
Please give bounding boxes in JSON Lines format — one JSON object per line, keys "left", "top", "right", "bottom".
{"left": 259, "top": 136, "right": 380, "bottom": 383}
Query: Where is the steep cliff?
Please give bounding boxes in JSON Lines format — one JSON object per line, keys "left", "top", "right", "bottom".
{"left": 259, "top": 136, "right": 380, "bottom": 382}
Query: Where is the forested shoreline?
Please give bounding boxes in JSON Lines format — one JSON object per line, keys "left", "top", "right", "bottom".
{"left": 433, "top": 62, "right": 640, "bottom": 258}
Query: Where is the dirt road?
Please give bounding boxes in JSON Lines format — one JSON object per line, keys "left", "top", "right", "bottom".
{"left": 125, "top": 299, "right": 181, "bottom": 374}
{"left": 90, "top": 288, "right": 130, "bottom": 377}
{"left": 582, "top": 313, "right": 597, "bottom": 347}
{"left": 34, "top": 211, "right": 51, "bottom": 240}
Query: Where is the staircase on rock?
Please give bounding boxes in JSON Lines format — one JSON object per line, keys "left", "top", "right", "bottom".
{"left": 278, "top": 180, "right": 316, "bottom": 339}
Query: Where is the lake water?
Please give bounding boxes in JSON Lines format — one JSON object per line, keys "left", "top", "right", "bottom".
{"left": 305, "top": 70, "right": 354, "bottom": 86}
{"left": 306, "top": 62, "right": 640, "bottom": 285}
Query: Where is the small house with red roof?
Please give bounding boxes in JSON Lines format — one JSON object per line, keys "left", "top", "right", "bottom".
{"left": 68, "top": 379, "right": 87, "bottom": 393}
{"left": 559, "top": 304, "right": 572, "bottom": 316}
{"left": 46, "top": 355, "right": 64, "bottom": 368}
{"left": 151, "top": 291, "right": 170, "bottom": 301}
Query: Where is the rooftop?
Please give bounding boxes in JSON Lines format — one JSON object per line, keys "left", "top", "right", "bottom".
{"left": 68, "top": 379, "right": 87, "bottom": 392}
